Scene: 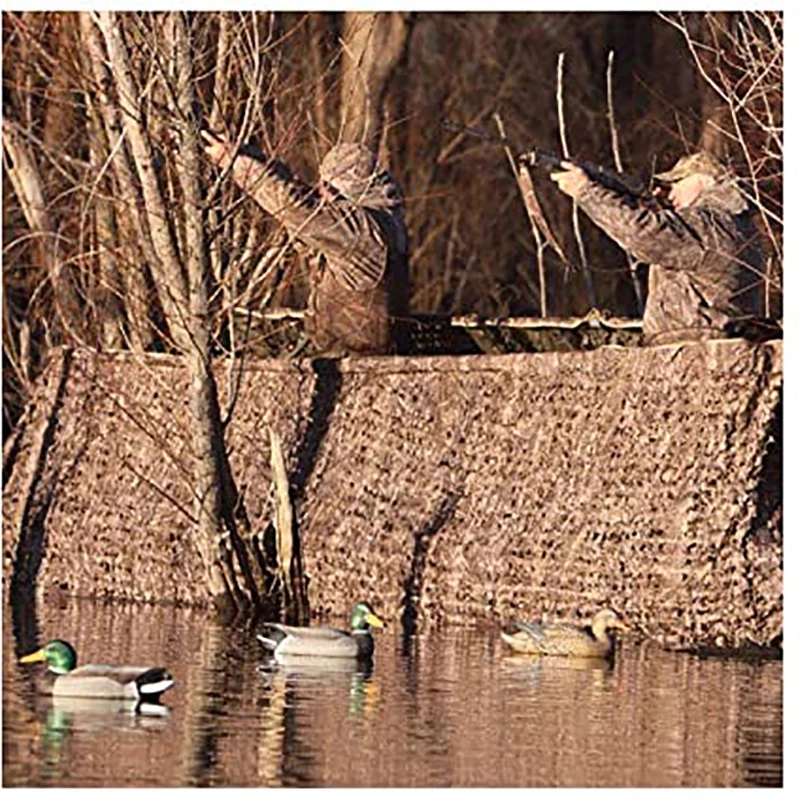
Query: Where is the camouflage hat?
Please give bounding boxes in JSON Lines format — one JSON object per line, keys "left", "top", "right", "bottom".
{"left": 654, "top": 151, "right": 728, "bottom": 182}
{"left": 320, "top": 143, "right": 402, "bottom": 209}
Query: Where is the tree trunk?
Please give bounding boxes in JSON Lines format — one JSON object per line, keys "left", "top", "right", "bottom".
{"left": 79, "top": 13, "right": 160, "bottom": 350}
{"left": 88, "top": 11, "right": 274, "bottom": 610}
{"left": 2, "top": 119, "right": 85, "bottom": 343}
{"left": 95, "top": 10, "right": 192, "bottom": 353}
{"left": 340, "top": 12, "right": 413, "bottom": 150}
{"left": 170, "top": 12, "right": 266, "bottom": 609}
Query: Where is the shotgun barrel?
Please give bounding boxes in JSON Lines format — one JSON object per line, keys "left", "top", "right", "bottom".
{"left": 444, "top": 119, "right": 657, "bottom": 208}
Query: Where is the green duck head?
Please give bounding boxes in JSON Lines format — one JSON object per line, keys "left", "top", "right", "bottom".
{"left": 351, "top": 602, "right": 385, "bottom": 632}
{"left": 20, "top": 639, "right": 78, "bottom": 675}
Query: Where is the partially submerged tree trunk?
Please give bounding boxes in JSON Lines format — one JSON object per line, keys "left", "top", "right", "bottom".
{"left": 75, "top": 12, "right": 290, "bottom": 611}
{"left": 169, "top": 13, "right": 247, "bottom": 606}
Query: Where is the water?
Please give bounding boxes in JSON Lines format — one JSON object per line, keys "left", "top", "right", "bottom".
{"left": 2, "top": 598, "right": 782, "bottom": 787}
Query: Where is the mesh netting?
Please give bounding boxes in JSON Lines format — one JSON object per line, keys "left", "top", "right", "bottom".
{"left": 2, "top": 340, "right": 781, "bottom": 647}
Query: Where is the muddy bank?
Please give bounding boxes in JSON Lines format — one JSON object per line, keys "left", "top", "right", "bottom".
{"left": 2, "top": 340, "right": 782, "bottom": 648}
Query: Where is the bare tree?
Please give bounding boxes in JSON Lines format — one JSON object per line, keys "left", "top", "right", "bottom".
{"left": 3, "top": 11, "right": 280, "bottom": 609}
{"left": 2, "top": 10, "right": 415, "bottom": 608}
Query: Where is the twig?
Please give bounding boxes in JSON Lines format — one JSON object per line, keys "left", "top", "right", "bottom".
{"left": 556, "top": 53, "right": 570, "bottom": 160}
{"left": 494, "top": 112, "right": 549, "bottom": 317}
{"left": 606, "top": 49, "right": 644, "bottom": 315}
{"left": 269, "top": 426, "right": 294, "bottom": 592}
{"left": 557, "top": 52, "right": 596, "bottom": 308}
{"left": 606, "top": 51, "right": 623, "bottom": 174}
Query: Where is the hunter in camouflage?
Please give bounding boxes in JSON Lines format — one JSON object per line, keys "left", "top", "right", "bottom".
{"left": 551, "top": 151, "right": 764, "bottom": 345}
{"left": 203, "top": 133, "right": 409, "bottom": 355}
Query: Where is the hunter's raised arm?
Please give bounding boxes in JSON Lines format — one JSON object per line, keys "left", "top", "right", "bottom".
{"left": 202, "top": 131, "right": 388, "bottom": 292}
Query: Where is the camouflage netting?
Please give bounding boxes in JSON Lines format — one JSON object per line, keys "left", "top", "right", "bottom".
{"left": 2, "top": 340, "right": 782, "bottom": 648}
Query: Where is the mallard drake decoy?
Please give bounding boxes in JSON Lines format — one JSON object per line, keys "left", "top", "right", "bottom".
{"left": 19, "top": 639, "right": 175, "bottom": 701}
{"left": 501, "top": 608, "right": 630, "bottom": 659}
{"left": 258, "top": 602, "right": 385, "bottom": 659}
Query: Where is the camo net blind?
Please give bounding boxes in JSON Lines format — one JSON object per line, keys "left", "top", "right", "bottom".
{"left": 2, "top": 340, "right": 782, "bottom": 648}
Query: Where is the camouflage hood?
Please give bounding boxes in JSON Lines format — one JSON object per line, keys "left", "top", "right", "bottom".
{"left": 320, "top": 143, "right": 403, "bottom": 211}
{"left": 656, "top": 151, "right": 749, "bottom": 215}
{"left": 694, "top": 181, "right": 750, "bottom": 215}
{"left": 654, "top": 151, "right": 728, "bottom": 183}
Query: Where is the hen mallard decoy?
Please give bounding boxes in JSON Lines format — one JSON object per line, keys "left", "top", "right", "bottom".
{"left": 19, "top": 639, "right": 175, "bottom": 701}
{"left": 500, "top": 608, "right": 630, "bottom": 659}
{"left": 257, "top": 602, "right": 385, "bottom": 659}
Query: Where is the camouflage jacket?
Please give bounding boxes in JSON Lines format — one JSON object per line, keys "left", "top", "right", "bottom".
{"left": 574, "top": 177, "right": 763, "bottom": 344}
{"left": 221, "top": 144, "right": 408, "bottom": 355}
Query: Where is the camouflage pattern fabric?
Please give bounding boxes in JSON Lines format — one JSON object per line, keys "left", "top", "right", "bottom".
{"left": 220, "top": 142, "right": 408, "bottom": 355}
{"left": 573, "top": 161, "right": 764, "bottom": 345}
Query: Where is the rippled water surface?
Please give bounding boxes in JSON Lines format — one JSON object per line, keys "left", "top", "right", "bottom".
{"left": 2, "top": 599, "right": 782, "bottom": 787}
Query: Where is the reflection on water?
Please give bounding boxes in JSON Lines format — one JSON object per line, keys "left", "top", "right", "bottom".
{"left": 254, "top": 655, "right": 380, "bottom": 785}
{"left": 37, "top": 698, "right": 169, "bottom": 782}
{"left": 2, "top": 599, "right": 782, "bottom": 787}
{"left": 260, "top": 655, "right": 378, "bottom": 718}
{"left": 47, "top": 696, "right": 170, "bottom": 725}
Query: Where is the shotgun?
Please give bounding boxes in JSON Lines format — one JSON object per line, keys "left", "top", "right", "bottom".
{"left": 443, "top": 119, "right": 658, "bottom": 208}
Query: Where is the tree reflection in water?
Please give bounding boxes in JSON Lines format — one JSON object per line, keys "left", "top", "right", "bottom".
{"left": 2, "top": 600, "right": 782, "bottom": 787}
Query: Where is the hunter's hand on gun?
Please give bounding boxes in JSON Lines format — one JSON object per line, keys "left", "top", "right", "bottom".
{"left": 550, "top": 162, "right": 589, "bottom": 198}
{"left": 201, "top": 129, "right": 269, "bottom": 190}
{"left": 201, "top": 129, "right": 234, "bottom": 169}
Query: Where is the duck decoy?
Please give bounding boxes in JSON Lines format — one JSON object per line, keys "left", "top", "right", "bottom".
{"left": 501, "top": 608, "right": 630, "bottom": 659}
{"left": 258, "top": 601, "right": 385, "bottom": 659}
{"left": 19, "top": 639, "right": 175, "bottom": 701}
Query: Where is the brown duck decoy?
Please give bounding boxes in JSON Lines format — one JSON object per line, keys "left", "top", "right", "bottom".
{"left": 501, "top": 608, "right": 630, "bottom": 659}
